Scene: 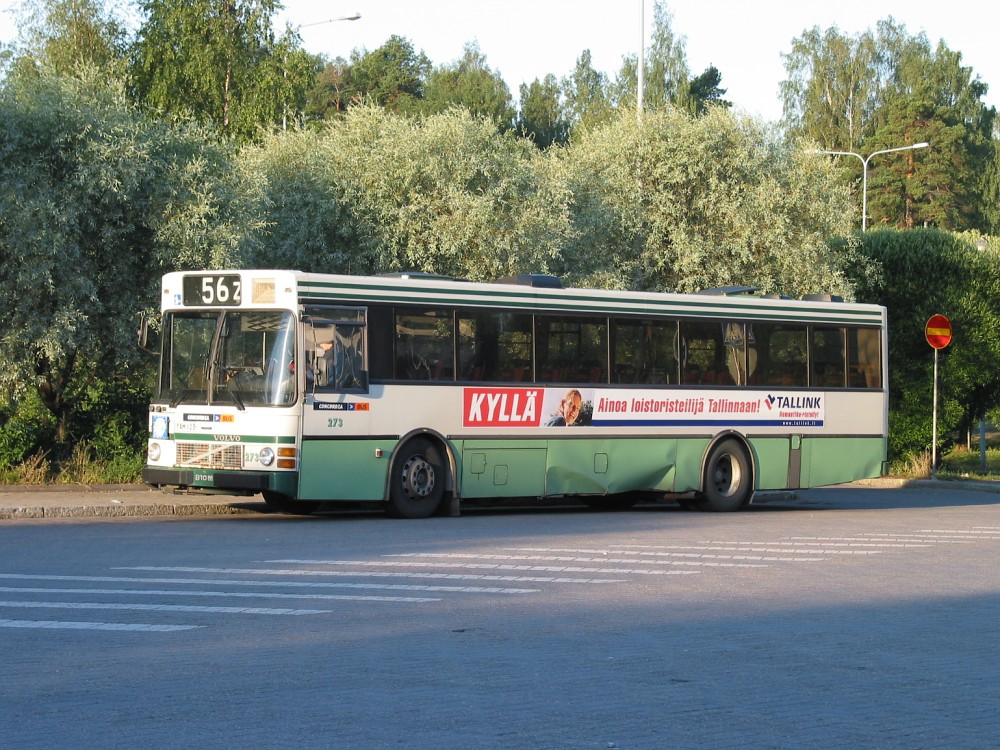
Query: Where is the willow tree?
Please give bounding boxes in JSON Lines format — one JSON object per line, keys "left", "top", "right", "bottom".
{"left": 559, "top": 107, "right": 855, "bottom": 297}
{"left": 242, "top": 106, "right": 574, "bottom": 280}
{"left": 0, "top": 71, "right": 254, "bottom": 446}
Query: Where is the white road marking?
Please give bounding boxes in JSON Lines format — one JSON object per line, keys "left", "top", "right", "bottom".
{"left": 0, "top": 585, "right": 438, "bottom": 604}
{"left": 0, "top": 600, "right": 330, "bottom": 615}
{"left": 0, "top": 618, "right": 200, "bottom": 632}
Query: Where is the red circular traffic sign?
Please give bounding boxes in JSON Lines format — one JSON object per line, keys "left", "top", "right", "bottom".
{"left": 925, "top": 314, "right": 952, "bottom": 349}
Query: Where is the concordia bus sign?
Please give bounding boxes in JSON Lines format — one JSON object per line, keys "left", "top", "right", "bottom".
{"left": 463, "top": 387, "right": 824, "bottom": 428}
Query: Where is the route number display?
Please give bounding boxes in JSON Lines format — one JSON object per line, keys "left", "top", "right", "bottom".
{"left": 182, "top": 275, "right": 243, "bottom": 307}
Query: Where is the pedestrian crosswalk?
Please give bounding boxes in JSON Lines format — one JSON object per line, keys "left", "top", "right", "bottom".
{"left": 2, "top": 525, "right": 998, "bottom": 633}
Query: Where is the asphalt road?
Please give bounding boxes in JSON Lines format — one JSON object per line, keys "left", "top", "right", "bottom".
{"left": 2, "top": 484, "right": 1000, "bottom": 749}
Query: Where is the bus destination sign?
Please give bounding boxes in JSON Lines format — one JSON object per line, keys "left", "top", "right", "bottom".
{"left": 182, "top": 274, "right": 243, "bottom": 307}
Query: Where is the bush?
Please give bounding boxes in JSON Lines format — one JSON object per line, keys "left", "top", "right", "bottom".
{"left": 843, "top": 229, "right": 1000, "bottom": 462}
{"left": 0, "top": 395, "right": 54, "bottom": 471}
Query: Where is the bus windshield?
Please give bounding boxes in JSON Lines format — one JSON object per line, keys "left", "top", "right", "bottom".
{"left": 157, "top": 310, "right": 297, "bottom": 407}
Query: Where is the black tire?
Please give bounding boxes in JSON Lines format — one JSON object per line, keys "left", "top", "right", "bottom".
{"left": 261, "top": 491, "right": 317, "bottom": 516}
{"left": 698, "top": 438, "right": 753, "bottom": 512}
{"left": 387, "top": 438, "right": 446, "bottom": 519}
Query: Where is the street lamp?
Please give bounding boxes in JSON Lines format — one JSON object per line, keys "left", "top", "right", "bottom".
{"left": 809, "top": 142, "right": 929, "bottom": 231}
{"left": 299, "top": 13, "right": 361, "bottom": 28}
{"left": 284, "top": 13, "right": 361, "bottom": 129}
{"left": 637, "top": 0, "right": 645, "bottom": 124}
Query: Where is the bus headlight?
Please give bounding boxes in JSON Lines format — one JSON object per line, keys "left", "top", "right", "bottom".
{"left": 151, "top": 414, "right": 169, "bottom": 440}
{"left": 259, "top": 447, "right": 275, "bottom": 466}
{"left": 148, "top": 442, "right": 162, "bottom": 461}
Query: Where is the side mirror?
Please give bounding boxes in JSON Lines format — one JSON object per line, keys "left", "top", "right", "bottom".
{"left": 137, "top": 314, "right": 160, "bottom": 354}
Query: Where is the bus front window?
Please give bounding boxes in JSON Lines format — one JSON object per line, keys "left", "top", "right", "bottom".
{"left": 158, "top": 312, "right": 217, "bottom": 404}
{"left": 215, "top": 311, "right": 297, "bottom": 407}
{"left": 158, "top": 310, "right": 298, "bottom": 407}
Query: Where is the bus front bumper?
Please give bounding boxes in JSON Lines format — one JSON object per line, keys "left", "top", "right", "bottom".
{"left": 142, "top": 467, "right": 296, "bottom": 496}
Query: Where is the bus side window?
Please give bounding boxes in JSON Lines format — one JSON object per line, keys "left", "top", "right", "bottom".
{"left": 611, "top": 319, "right": 677, "bottom": 385}
{"left": 332, "top": 324, "right": 365, "bottom": 389}
{"left": 303, "top": 306, "right": 369, "bottom": 392}
{"left": 810, "top": 327, "right": 846, "bottom": 388}
{"left": 750, "top": 323, "right": 807, "bottom": 387}
{"left": 394, "top": 308, "right": 454, "bottom": 381}
{"left": 848, "top": 328, "right": 881, "bottom": 388}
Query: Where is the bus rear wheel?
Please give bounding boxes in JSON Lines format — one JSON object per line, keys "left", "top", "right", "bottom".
{"left": 698, "top": 438, "right": 753, "bottom": 512}
{"left": 387, "top": 438, "right": 446, "bottom": 519}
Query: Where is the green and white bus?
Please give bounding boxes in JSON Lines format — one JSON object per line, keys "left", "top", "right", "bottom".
{"left": 142, "top": 270, "right": 888, "bottom": 517}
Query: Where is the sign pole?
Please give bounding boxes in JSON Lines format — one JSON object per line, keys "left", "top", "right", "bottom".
{"left": 932, "top": 348, "right": 939, "bottom": 479}
{"left": 924, "top": 314, "right": 952, "bottom": 480}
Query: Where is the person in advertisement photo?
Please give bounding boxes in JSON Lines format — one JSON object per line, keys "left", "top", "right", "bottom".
{"left": 544, "top": 388, "right": 593, "bottom": 426}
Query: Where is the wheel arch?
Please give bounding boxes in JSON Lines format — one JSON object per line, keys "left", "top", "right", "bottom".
{"left": 698, "top": 430, "right": 757, "bottom": 496}
{"left": 383, "top": 428, "right": 458, "bottom": 503}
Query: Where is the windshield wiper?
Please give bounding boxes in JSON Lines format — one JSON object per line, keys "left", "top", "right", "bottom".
{"left": 224, "top": 369, "right": 246, "bottom": 411}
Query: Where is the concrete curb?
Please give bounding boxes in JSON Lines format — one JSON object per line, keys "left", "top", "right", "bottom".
{"left": 2, "top": 476, "right": 998, "bottom": 521}
{"left": 848, "top": 476, "right": 1000, "bottom": 493}
{"left": 0, "top": 502, "right": 267, "bottom": 521}
{"left": 0, "top": 483, "right": 269, "bottom": 521}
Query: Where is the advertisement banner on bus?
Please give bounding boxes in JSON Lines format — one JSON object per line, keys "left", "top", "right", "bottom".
{"left": 463, "top": 387, "right": 824, "bottom": 429}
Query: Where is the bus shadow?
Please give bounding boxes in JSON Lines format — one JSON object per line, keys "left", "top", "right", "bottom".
{"left": 231, "top": 481, "right": 1000, "bottom": 521}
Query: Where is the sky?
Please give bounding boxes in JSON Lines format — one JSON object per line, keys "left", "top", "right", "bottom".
{"left": 1, "top": 0, "right": 997, "bottom": 122}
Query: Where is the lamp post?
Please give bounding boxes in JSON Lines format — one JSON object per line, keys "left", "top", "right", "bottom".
{"left": 637, "top": 0, "right": 645, "bottom": 124}
{"left": 299, "top": 13, "right": 361, "bottom": 28}
{"left": 810, "top": 142, "right": 929, "bottom": 231}
{"left": 284, "top": 13, "right": 361, "bottom": 130}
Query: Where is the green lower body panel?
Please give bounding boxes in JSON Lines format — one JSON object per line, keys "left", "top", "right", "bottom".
{"left": 460, "top": 438, "right": 688, "bottom": 498}
{"left": 298, "top": 439, "right": 395, "bottom": 500}
{"left": 545, "top": 438, "right": 678, "bottom": 495}
{"left": 294, "top": 434, "right": 886, "bottom": 503}
{"left": 748, "top": 437, "right": 793, "bottom": 490}
{"left": 799, "top": 436, "right": 886, "bottom": 488}
{"left": 459, "top": 440, "right": 548, "bottom": 497}
{"left": 457, "top": 435, "right": 885, "bottom": 498}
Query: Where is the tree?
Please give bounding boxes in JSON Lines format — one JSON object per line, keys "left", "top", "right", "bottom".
{"left": 303, "top": 56, "right": 352, "bottom": 120}
{"left": 866, "top": 32, "right": 994, "bottom": 230}
{"left": 781, "top": 25, "right": 878, "bottom": 148}
{"left": 561, "top": 50, "right": 612, "bottom": 131}
{"left": 558, "top": 108, "right": 855, "bottom": 296}
{"left": 0, "top": 71, "right": 256, "bottom": 446}
{"left": 517, "top": 75, "right": 569, "bottom": 149}
{"left": 982, "top": 141, "right": 1000, "bottom": 235}
{"left": 7, "top": 0, "right": 127, "bottom": 77}
{"left": 303, "top": 105, "right": 574, "bottom": 280}
{"left": 612, "top": 1, "right": 686, "bottom": 111}
{"left": 641, "top": 1, "right": 691, "bottom": 111}
{"left": 422, "top": 41, "right": 515, "bottom": 128}
{"left": 130, "top": 0, "right": 309, "bottom": 140}
{"left": 783, "top": 18, "right": 996, "bottom": 231}
{"left": 844, "top": 229, "right": 1000, "bottom": 460}
{"left": 686, "top": 65, "right": 730, "bottom": 115}
{"left": 347, "top": 35, "right": 430, "bottom": 114}
{"left": 612, "top": 1, "right": 725, "bottom": 118}
{"left": 238, "top": 127, "right": 376, "bottom": 273}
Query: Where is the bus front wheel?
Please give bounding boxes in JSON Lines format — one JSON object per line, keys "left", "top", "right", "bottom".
{"left": 698, "top": 438, "right": 753, "bottom": 512}
{"left": 387, "top": 438, "right": 446, "bottom": 519}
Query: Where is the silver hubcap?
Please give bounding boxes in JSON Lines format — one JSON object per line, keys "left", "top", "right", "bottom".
{"left": 401, "top": 456, "right": 435, "bottom": 501}
{"left": 712, "top": 454, "right": 742, "bottom": 497}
